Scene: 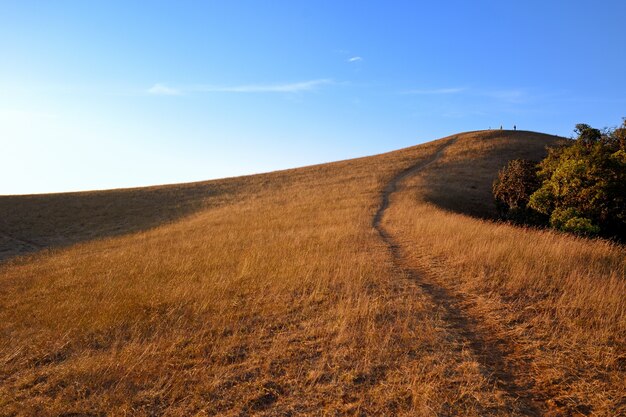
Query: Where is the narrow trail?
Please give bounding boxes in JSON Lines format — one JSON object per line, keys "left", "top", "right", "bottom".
{"left": 373, "top": 138, "right": 542, "bottom": 416}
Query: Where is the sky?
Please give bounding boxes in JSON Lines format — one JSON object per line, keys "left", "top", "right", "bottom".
{"left": 1, "top": 1, "right": 625, "bottom": 195}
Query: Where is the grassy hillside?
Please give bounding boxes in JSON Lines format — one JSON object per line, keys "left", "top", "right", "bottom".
{"left": 0, "top": 173, "right": 271, "bottom": 261}
{"left": 1, "top": 131, "right": 624, "bottom": 416}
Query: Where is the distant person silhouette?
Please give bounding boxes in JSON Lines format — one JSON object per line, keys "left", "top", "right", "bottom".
{"left": 500, "top": 125, "right": 503, "bottom": 130}
{"left": 514, "top": 125, "right": 517, "bottom": 131}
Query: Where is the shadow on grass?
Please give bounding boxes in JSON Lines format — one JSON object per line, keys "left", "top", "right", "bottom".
{"left": 418, "top": 130, "right": 564, "bottom": 219}
{"left": 0, "top": 170, "right": 291, "bottom": 262}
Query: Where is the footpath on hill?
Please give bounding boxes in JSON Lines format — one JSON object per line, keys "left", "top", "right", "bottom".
{"left": 373, "top": 137, "right": 545, "bottom": 416}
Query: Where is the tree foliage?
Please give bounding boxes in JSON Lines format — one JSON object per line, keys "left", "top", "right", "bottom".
{"left": 492, "top": 159, "right": 542, "bottom": 223}
{"left": 494, "top": 119, "right": 626, "bottom": 239}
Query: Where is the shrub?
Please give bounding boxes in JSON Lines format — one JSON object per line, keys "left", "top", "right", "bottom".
{"left": 528, "top": 120, "right": 626, "bottom": 239}
{"left": 549, "top": 207, "right": 600, "bottom": 236}
{"left": 492, "top": 159, "right": 543, "bottom": 224}
{"left": 494, "top": 119, "right": 626, "bottom": 240}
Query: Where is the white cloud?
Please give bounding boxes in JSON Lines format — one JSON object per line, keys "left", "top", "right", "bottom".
{"left": 401, "top": 87, "right": 529, "bottom": 103}
{"left": 195, "top": 79, "right": 332, "bottom": 93}
{"left": 147, "top": 79, "right": 332, "bottom": 96}
{"left": 347, "top": 56, "right": 363, "bottom": 62}
{"left": 147, "top": 83, "right": 182, "bottom": 96}
{"left": 402, "top": 87, "right": 466, "bottom": 95}
{"left": 0, "top": 109, "right": 57, "bottom": 121}
{"left": 482, "top": 89, "right": 526, "bottom": 103}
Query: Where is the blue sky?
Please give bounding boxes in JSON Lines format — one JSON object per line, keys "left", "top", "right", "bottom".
{"left": 2, "top": 1, "right": 625, "bottom": 194}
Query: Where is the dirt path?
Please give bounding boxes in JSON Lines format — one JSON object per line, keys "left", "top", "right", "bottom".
{"left": 373, "top": 138, "right": 542, "bottom": 416}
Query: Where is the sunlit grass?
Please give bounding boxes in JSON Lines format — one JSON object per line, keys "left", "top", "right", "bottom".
{"left": 1, "top": 131, "right": 623, "bottom": 415}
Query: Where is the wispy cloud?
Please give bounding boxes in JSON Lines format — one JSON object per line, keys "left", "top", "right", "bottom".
{"left": 147, "top": 83, "right": 182, "bottom": 96}
{"left": 148, "top": 83, "right": 183, "bottom": 96}
{"left": 481, "top": 89, "right": 526, "bottom": 103}
{"left": 347, "top": 56, "right": 363, "bottom": 63}
{"left": 147, "top": 79, "right": 332, "bottom": 96}
{"left": 401, "top": 87, "right": 531, "bottom": 104}
{"left": 402, "top": 87, "right": 467, "bottom": 95}
{"left": 0, "top": 109, "right": 58, "bottom": 121}
{"left": 194, "top": 79, "right": 332, "bottom": 93}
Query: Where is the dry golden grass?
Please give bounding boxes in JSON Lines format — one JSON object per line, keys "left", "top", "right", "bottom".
{"left": 0, "top": 131, "right": 623, "bottom": 416}
{"left": 0, "top": 174, "right": 270, "bottom": 261}
{"left": 384, "top": 132, "right": 626, "bottom": 416}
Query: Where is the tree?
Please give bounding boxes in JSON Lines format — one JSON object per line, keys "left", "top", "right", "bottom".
{"left": 492, "top": 159, "right": 543, "bottom": 223}
{"left": 528, "top": 120, "right": 626, "bottom": 238}
{"left": 492, "top": 119, "right": 626, "bottom": 240}
{"left": 606, "top": 118, "right": 626, "bottom": 151}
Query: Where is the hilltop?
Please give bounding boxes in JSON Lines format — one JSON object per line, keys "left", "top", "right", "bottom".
{"left": 0, "top": 130, "right": 559, "bottom": 261}
{"left": 1, "top": 130, "right": 624, "bottom": 416}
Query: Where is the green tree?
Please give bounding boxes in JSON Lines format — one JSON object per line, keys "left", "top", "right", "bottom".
{"left": 528, "top": 120, "right": 626, "bottom": 238}
{"left": 492, "top": 159, "right": 543, "bottom": 224}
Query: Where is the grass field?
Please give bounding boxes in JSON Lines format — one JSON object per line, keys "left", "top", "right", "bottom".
{"left": 1, "top": 130, "right": 624, "bottom": 416}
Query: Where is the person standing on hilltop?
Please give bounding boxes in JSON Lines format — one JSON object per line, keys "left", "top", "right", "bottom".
{"left": 514, "top": 125, "right": 517, "bottom": 130}
{"left": 500, "top": 125, "right": 503, "bottom": 130}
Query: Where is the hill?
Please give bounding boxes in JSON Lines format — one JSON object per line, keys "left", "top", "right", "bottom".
{"left": 1, "top": 130, "right": 624, "bottom": 416}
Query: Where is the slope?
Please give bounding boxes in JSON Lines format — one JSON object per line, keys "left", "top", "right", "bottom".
{"left": 1, "top": 131, "right": 624, "bottom": 416}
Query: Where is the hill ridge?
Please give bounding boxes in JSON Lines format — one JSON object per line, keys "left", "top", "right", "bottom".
{"left": 1, "top": 129, "right": 623, "bottom": 415}
{"left": 0, "top": 130, "right": 563, "bottom": 263}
